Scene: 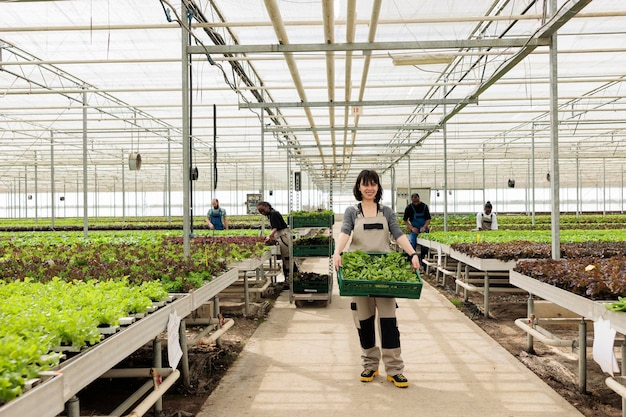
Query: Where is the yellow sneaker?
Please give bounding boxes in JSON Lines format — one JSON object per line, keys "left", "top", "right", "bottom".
{"left": 387, "top": 373, "right": 409, "bottom": 388}
{"left": 359, "top": 369, "right": 378, "bottom": 382}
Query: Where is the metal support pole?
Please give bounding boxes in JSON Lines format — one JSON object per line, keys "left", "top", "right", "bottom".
{"left": 483, "top": 272, "right": 490, "bottom": 318}
{"left": 34, "top": 153, "right": 39, "bottom": 225}
{"left": 442, "top": 78, "right": 448, "bottom": 231}
{"left": 578, "top": 319, "right": 587, "bottom": 393}
{"left": 50, "top": 132, "right": 55, "bottom": 228}
{"left": 243, "top": 271, "right": 250, "bottom": 316}
{"left": 24, "top": 168, "right": 27, "bottom": 219}
{"left": 122, "top": 150, "right": 126, "bottom": 222}
{"left": 65, "top": 396, "right": 79, "bottom": 417}
{"left": 181, "top": 1, "right": 191, "bottom": 257}
{"left": 482, "top": 150, "right": 485, "bottom": 206}
{"left": 530, "top": 123, "right": 535, "bottom": 226}
{"left": 622, "top": 337, "right": 626, "bottom": 417}
{"left": 526, "top": 295, "right": 535, "bottom": 354}
{"left": 167, "top": 130, "right": 172, "bottom": 223}
{"left": 549, "top": 0, "right": 561, "bottom": 259}
{"left": 82, "top": 89, "right": 88, "bottom": 237}
{"left": 576, "top": 154, "right": 580, "bottom": 216}
{"left": 214, "top": 296, "right": 222, "bottom": 348}
{"left": 179, "top": 321, "right": 190, "bottom": 388}
{"left": 152, "top": 339, "right": 163, "bottom": 414}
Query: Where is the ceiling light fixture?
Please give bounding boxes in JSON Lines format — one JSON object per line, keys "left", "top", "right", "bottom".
{"left": 392, "top": 53, "right": 456, "bottom": 66}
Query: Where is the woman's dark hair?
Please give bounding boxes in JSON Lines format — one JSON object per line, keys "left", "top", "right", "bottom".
{"left": 353, "top": 169, "right": 383, "bottom": 202}
{"left": 484, "top": 201, "right": 492, "bottom": 209}
{"left": 257, "top": 201, "right": 273, "bottom": 212}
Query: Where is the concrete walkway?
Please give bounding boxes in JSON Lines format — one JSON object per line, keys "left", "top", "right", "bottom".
{"left": 197, "top": 257, "right": 583, "bottom": 417}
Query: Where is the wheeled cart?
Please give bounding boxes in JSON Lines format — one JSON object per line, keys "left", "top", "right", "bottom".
{"left": 288, "top": 212, "right": 334, "bottom": 307}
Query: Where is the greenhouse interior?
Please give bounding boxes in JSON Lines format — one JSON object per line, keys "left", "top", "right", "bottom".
{"left": 3, "top": 1, "right": 626, "bottom": 417}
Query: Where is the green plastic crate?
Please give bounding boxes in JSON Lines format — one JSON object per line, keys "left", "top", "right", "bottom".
{"left": 291, "top": 214, "right": 334, "bottom": 228}
{"left": 293, "top": 274, "right": 330, "bottom": 293}
{"left": 337, "top": 269, "right": 422, "bottom": 299}
{"left": 337, "top": 252, "right": 423, "bottom": 299}
{"left": 293, "top": 242, "right": 334, "bottom": 257}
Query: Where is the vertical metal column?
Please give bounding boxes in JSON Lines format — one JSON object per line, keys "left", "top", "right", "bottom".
{"left": 442, "top": 78, "right": 448, "bottom": 232}
{"left": 82, "top": 89, "right": 88, "bottom": 237}
{"left": 603, "top": 157, "right": 607, "bottom": 215}
{"left": 179, "top": 321, "right": 190, "bottom": 388}
{"left": 549, "top": 0, "right": 561, "bottom": 259}
{"left": 481, "top": 149, "right": 485, "bottom": 207}
{"left": 526, "top": 295, "right": 535, "bottom": 353}
{"left": 622, "top": 337, "right": 626, "bottom": 417}
{"left": 50, "top": 132, "right": 55, "bottom": 228}
{"left": 65, "top": 396, "right": 79, "bottom": 417}
{"left": 578, "top": 319, "right": 587, "bottom": 393}
{"left": 152, "top": 339, "right": 163, "bottom": 413}
{"left": 181, "top": 1, "right": 191, "bottom": 257}
{"left": 34, "top": 152, "right": 38, "bottom": 225}
{"left": 167, "top": 130, "right": 172, "bottom": 223}
{"left": 24, "top": 168, "right": 27, "bottom": 219}
{"left": 530, "top": 122, "right": 535, "bottom": 226}
{"left": 122, "top": 150, "right": 126, "bottom": 222}
{"left": 407, "top": 155, "right": 411, "bottom": 205}
{"left": 576, "top": 150, "right": 580, "bottom": 216}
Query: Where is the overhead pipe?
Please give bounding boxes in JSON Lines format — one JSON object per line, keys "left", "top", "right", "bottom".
{"left": 340, "top": 0, "right": 357, "bottom": 178}
{"left": 345, "top": 0, "right": 382, "bottom": 173}
{"left": 322, "top": 0, "right": 336, "bottom": 168}
{"left": 263, "top": 0, "right": 327, "bottom": 171}
{"left": 6, "top": 11, "right": 626, "bottom": 34}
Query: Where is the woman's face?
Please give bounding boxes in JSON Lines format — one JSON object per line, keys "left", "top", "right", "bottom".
{"left": 257, "top": 205, "right": 269, "bottom": 215}
{"left": 359, "top": 180, "right": 379, "bottom": 201}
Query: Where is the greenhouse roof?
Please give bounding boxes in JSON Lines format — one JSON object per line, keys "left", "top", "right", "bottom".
{"left": 1, "top": 0, "right": 625, "bottom": 197}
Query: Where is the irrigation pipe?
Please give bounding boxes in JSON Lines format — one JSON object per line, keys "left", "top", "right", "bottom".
{"left": 193, "top": 317, "right": 234, "bottom": 346}
{"left": 123, "top": 369, "right": 180, "bottom": 417}
{"left": 515, "top": 318, "right": 578, "bottom": 348}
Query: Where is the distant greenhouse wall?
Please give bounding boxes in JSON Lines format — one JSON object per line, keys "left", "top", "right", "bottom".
{"left": 2, "top": 186, "right": 624, "bottom": 219}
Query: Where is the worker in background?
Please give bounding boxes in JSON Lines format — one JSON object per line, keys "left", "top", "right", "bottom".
{"left": 476, "top": 201, "right": 498, "bottom": 230}
{"left": 257, "top": 201, "right": 298, "bottom": 289}
{"left": 402, "top": 193, "right": 431, "bottom": 271}
{"left": 206, "top": 198, "right": 228, "bottom": 230}
{"left": 333, "top": 169, "right": 420, "bottom": 388}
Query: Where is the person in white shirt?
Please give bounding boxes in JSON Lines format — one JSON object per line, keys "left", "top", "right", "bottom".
{"left": 476, "top": 201, "right": 498, "bottom": 230}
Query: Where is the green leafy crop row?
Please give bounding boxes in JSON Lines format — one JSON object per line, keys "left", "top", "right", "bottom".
{"left": 0, "top": 230, "right": 269, "bottom": 404}
{"left": 0, "top": 277, "right": 168, "bottom": 402}
{"left": 341, "top": 251, "right": 418, "bottom": 283}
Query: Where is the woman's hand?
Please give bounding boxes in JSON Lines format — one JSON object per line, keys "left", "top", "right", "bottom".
{"left": 410, "top": 255, "right": 421, "bottom": 271}
{"left": 333, "top": 252, "right": 342, "bottom": 270}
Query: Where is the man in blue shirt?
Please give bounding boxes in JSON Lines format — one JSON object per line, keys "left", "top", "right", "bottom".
{"left": 402, "top": 193, "right": 431, "bottom": 271}
{"left": 206, "top": 199, "right": 228, "bottom": 230}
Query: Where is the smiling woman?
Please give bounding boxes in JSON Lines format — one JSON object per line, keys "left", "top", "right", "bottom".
{"left": 332, "top": 169, "right": 420, "bottom": 387}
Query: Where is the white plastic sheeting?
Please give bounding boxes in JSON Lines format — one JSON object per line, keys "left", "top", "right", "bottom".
{"left": 0, "top": 0, "right": 625, "bottom": 199}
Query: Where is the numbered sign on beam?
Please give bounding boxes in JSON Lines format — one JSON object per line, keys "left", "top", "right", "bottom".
{"left": 294, "top": 171, "right": 301, "bottom": 192}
